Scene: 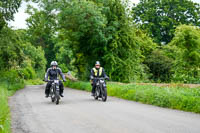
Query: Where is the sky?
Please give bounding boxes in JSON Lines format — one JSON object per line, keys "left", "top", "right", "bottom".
{"left": 8, "top": 0, "right": 200, "bottom": 29}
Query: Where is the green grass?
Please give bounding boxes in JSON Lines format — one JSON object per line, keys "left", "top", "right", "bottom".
{"left": 64, "top": 81, "right": 200, "bottom": 113}
{"left": 0, "top": 84, "right": 10, "bottom": 133}
{"left": 0, "top": 81, "right": 24, "bottom": 133}
{"left": 0, "top": 78, "right": 44, "bottom": 133}
{"left": 25, "top": 78, "right": 45, "bottom": 85}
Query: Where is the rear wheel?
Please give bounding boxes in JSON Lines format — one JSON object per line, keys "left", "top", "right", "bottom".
{"left": 102, "top": 87, "right": 107, "bottom": 102}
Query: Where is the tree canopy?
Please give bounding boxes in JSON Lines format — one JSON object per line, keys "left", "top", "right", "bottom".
{"left": 1, "top": 0, "right": 200, "bottom": 83}
{"left": 132, "top": 0, "right": 200, "bottom": 44}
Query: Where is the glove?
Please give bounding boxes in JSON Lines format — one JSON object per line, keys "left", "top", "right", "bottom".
{"left": 90, "top": 76, "right": 94, "bottom": 80}
{"left": 105, "top": 76, "right": 110, "bottom": 80}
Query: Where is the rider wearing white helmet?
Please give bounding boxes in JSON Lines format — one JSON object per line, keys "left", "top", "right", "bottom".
{"left": 44, "top": 61, "right": 66, "bottom": 97}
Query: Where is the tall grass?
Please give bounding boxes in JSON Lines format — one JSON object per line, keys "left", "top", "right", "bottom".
{"left": 25, "top": 79, "right": 44, "bottom": 85}
{"left": 0, "top": 81, "right": 24, "bottom": 133}
{"left": 64, "top": 81, "right": 200, "bottom": 113}
{"left": 0, "top": 84, "right": 11, "bottom": 133}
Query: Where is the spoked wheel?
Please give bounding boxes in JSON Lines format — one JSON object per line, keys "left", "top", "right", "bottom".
{"left": 56, "top": 99, "right": 59, "bottom": 105}
{"left": 94, "top": 95, "right": 98, "bottom": 100}
{"left": 50, "top": 88, "right": 55, "bottom": 102}
{"left": 55, "top": 90, "right": 60, "bottom": 105}
{"left": 101, "top": 87, "right": 107, "bottom": 102}
{"left": 94, "top": 88, "right": 99, "bottom": 100}
{"left": 51, "top": 96, "right": 55, "bottom": 102}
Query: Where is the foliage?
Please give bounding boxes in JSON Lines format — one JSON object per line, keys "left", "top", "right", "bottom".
{"left": 169, "top": 25, "right": 200, "bottom": 83}
{"left": 132, "top": 0, "right": 200, "bottom": 44}
{"left": 25, "top": 79, "right": 44, "bottom": 85}
{"left": 0, "top": 0, "right": 22, "bottom": 30}
{"left": 0, "top": 27, "right": 25, "bottom": 69}
{"left": 65, "top": 80, "right": 200, "bottom": 113}
{"left": 22, "top": 42, "right": 47, "bottom": 74}
{"left": 54, "top": 32, "right": 75, "bottom": 73}
{"left": 145, "top": 49, "right": 174, "bottom": 82}
{"left": 9, "top": 0, "right": 200, "bottom": 84}
{"left": 0, "top": 0, "right": 22, "bottom": 21}
{"left": 57, "top": 0, "right": 107, "bottom": 79}
{"left": 26, "top": 4, "right": 57, "bottom": 66}
{"left": 0, "top": 84, "right": 11, "bottom": 133}
{"left": 54, "top": 0, "right": 154, "bottom": 82}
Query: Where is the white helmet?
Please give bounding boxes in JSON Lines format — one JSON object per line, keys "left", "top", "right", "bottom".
{"left": 50, "top": 61, "right": 58, "bottom": 66}
{"left": 95, "top": 61, "right": 100, "bottom": 65}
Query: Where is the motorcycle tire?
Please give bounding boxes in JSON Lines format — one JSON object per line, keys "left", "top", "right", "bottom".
{"left": 55, "top": 90, "right": 60, "bottom": 105}
{"left": 102, "top": 87, "right": 107, "bottom": 102}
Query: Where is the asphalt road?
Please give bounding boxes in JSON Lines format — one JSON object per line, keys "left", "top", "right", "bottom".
{"left": 9, "top": 85, "right": 200, "bottom": 133}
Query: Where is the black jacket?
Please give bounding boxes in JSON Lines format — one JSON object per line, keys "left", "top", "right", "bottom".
{"left": 45, "top": 67, "right": 66, "bottom": 81}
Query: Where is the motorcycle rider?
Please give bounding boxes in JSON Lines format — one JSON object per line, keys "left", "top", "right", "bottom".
{"left": 90, "top": 61, "right": 109, "bottom": 96}
{"left": 45, "top": 61, "right": 66, "bottom": 97}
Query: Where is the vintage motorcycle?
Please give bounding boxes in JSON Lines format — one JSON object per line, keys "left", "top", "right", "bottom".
{"left": 93, "top": 77, "right": 107, "bottom": 102}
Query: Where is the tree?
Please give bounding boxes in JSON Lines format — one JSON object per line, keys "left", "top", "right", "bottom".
{"left": 0, "top": 0, "right": 22, "bottom": 30}
{"left": 26, "top": 4, "right": 57, "bottom": 66}
{"left": 0, "top": 26, "right": 25, "bottom": 69}
{"left": 169, "top": 25, "right": 200, "bottom": 83}
{"left": 132, "top": 0, "right": 200, "bottom": 44}
{"left": 55, "top": 0, "right": 156, "bottom": 82}
{"left": 54, "top": 32, "right": 75, "bottom": 73}
{"left": 0, "top": 26, "right": 47, "bottom": 79}
{"left": 57, "top": 0, "right": 107, "bottom": 79}
{"left": 145, "top": 49, "right": 174, "bottom": 82}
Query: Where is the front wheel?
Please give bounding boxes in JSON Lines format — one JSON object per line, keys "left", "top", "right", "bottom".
{"left": 50, "top": 88, "right": 55, "bottom": 102}
{"left": 55, "top": 90, "right": 60, "bottom": 105}
{"left": 101, "top": 87, "right": 107, "bottom": 102}
{"left": 94, "top": 87, "right": 99, "bottom": 100}
{"left": 51, "top": 96, "right": 55, "bottom": 102}
{"left": 56, "top": 99, "right": 59, "bottom": 105}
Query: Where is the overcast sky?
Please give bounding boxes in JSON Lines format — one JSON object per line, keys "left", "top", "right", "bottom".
{"left": 8, "top": 0, "right": 200, "bottom": 29}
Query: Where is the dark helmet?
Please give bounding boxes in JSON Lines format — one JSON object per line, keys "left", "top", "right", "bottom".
{"left": 50, "top": 61, "right": 58, "bottom": 66}
{"left": 95, "top": 61, "right": 100, "bottom": 66}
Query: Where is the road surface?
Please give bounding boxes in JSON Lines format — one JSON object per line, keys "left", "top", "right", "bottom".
{"left": 9, "top": 85, "right": 200, "bottom": 133}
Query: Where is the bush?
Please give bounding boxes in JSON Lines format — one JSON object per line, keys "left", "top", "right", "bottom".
{"left": 169, "top": 25, "right": 200, "bottom": 83}
{"left": 145, "top": 49, "right": 174, "bottom": 82}
{"left": 18, "top": 66, "right": 36, "bottom": 80}
{"left": 65, "top": 81, "right": 200, "bottom": 113}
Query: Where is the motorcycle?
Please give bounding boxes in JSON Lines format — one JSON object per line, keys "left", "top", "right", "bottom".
{"left": 47, "top": 80, "right": 61, "bottom": 105}
{"left": 93, "top": 77, "right": 107, "bottom": 102}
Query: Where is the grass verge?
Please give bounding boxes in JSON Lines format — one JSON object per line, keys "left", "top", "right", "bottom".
{"left": 0, "top": 81, "right": 24, "bottom": 133}
{"left": 25, "top": 78, "right": 45, "bottom": 85}
{"left": 0, "top": 78, "right": 44, "bottom": 133}
{"left": 64, "top": 80, "right": 200, "bottom": 113}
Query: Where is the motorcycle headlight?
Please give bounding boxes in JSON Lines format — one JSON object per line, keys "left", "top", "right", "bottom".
{"left": 56, "top": 85, "right": 59, "bottom": 89}
{"left": 100, "top": 80, "right": 104, "bottom": 84}
{"left": 54, "top": 80, "right": 59, "bottom": 84}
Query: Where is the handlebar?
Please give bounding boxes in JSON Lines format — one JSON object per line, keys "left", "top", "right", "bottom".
{"left": 92, "top": 77, "right": 109, "bottom": 80}
{"left": 44, "top": 79, "right": 66, "bottom": 82}
{"left": 94, "top": 77, "right": 105, "bottom": 80}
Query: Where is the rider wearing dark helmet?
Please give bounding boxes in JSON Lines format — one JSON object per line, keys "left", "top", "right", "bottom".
{"left": 45, "top": 61, "right": 66, "bottom": 97}
{"left": 90, "top": 61, "right": 109, "bottom": 96}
